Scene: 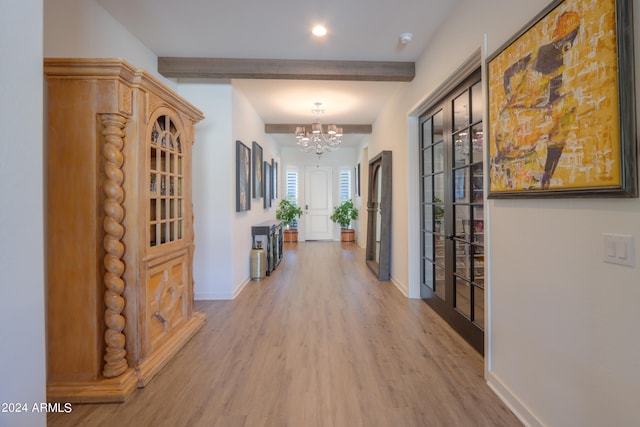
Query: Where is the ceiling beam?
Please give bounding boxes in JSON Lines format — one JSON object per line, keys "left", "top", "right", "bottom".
{"left": 265, "top": 124, "right": 372, "bottom": 134}
{"left": 158, "top": 58, "right": 415, "bottom": 82}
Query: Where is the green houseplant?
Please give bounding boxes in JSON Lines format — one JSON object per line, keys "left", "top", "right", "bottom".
{"left": 331, "top": 199, "right": 358, "bottom": 242}
{"left": 276, "top": 198, "right": 303, "bottom": 228}
{"left": 276, "top": 198, "right": 303, "bottom": 242}
{"left": 331, "top": 199, "right": 358, "bottom": 228}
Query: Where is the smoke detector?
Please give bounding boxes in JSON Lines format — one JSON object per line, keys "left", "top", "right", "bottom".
{"left": 399, "top": 33, "right": 413, "bottom": 44}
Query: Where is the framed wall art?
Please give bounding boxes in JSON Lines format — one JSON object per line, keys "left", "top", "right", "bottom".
{"left": 263, "top": 161, "right": 272, "bottom": 208}
{"left": 235, "top": 140, "right": 251, "bottom": 212}
{"left": 252, "top": 141, "right": 263, "bottom": 198}
{"left": 486, "top": 0, "right": 636, "bottom": 198}
{"left": 272, "top": 159, "right": 278, "bottom": 200}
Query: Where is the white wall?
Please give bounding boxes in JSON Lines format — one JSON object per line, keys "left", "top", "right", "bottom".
{"left": 280, "top": 145, "right": 358, "bottom": 241}
{"left": 355, "top": 144, "right": 369, "bottom": 248}
{"left": 178, "top": 81, "right": 234, "bottom": 300}
{"left": 231, "top": 87, "right": 280, "bottom": 295}
{"left": 370, "top": 93, "right": 412, "bottom": 293}
{"left": 0, "top": 1, "right": 46, "bottom": 426}
{"left": 43, "top": 0, "right": 242, "bottom": 300}
{"left": 371, "top": 0, "right": 640, "bottom": 425}
{"left": 43, "top": 0, "right": 172, "bottom": 88}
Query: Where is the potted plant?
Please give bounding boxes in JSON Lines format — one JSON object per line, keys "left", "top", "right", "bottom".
{"left": 276, "top": 198, "right": 303, "bottom": 242}
{"left": 330, "top": 199, "right": 358, "bottom": 242}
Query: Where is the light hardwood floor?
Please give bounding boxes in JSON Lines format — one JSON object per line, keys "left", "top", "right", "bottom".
{"left": 48, "top": 242, "right": 521, "bottom": 427}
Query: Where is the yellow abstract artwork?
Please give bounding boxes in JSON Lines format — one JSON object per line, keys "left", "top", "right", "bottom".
{"left": 487, "top": 0, "right": 622, "bottom": 194}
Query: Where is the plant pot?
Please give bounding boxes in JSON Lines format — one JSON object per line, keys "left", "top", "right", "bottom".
{"left": 341, "top": 229, "right": 355, "bottom": 242}
{"left": 283, "top": 229, "right": 298, "bottom": 243}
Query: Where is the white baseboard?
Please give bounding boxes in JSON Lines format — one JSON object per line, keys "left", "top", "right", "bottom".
{"left": 233, "top": 277, "right": 251, "bottom": 298}
{"left": 194, "top": 291, "right": 234, "bottom": 300}
{"left": 486, "top": 370, "right": 544, "bottom": 427}
{"left": 194, "top": 277, "right": 252, "bottom": 301}
{"left": 390, "top": 275, "right": 408, "bottom": 297}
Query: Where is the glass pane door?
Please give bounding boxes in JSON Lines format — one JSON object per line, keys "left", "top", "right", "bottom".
{"left": 149, "top": 114, "right": 184, "bottom": 248}
{"left": 420, "top": 69, "right": 485, "bottom": 354}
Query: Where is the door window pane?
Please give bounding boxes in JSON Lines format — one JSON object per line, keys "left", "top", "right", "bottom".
{"left": 455, "top": 205, "right": 471, "bottom": 241}
{"left": 472, "top": 164, "right": 484, "bottom": 203}
{"left": 435, "top": 265, "right": 445, "bottom": 300}
{"left": 454, "top": 168, "right": 469, "bottom": 203}
{"left": 433, "top": 110, "right": 444, "bottom": 143}
{"left": 423, "top": 203, "right": 434, "bottom": 232}
{"left": 455, "top": 277, "right": 471, "bottom": 318}
{"left": 434, "top": 203, "right": 445, "bottom": 234}
{"left": 423, "top": 176, "right": 433, "bottom": 203}
{"left": 434, "top": 173, "right": 445, "bottom": 203}
{"left": 423, "top": 231, "right": 434, "bottom": 261}
{"left": 454, "top": 130, "right": 471, "bottom": 166}
{"left": 422, "top": 118, "right": 433, "bottom": 144}
{"left": 455, "top": 241, "right": 472, "bottom": 280}
{"left": 471, "top": 124, "right": 484, "bottom": 163}
{"left": 471, "top": 82, "right": 483, "bottom": 123}
{"left": 434, "top": 234, "right": 446, "bottom": 266}
{"left": 423, "top": 147, "right": 433, "bottom": 175}
{"left": 473, "top": 244, "right": 485, "bottom": 286}
{"left": 423, "top": 260, "right": 434, "bottom": 289}
{"left": 473, "top": 286, "right": 484, "bottom": 329}
{"left": 433, "top": 142, "right": 444, "bottom": 172}
{"left": 453, "top": 91, "right": 470, "bottom": 132}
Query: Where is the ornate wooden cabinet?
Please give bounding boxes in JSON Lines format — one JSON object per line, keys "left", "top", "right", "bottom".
{"left": 44, "top": 58, "right": 205, "bottom": 403}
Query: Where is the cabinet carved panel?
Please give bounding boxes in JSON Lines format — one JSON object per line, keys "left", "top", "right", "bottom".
{"left": 146, "top": 253, "right": 189, "bottom": 354}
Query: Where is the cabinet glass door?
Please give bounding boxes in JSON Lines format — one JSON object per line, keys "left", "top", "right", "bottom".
{"left": 420, "top": 69, "right": 485, "bottom": 354}
{"left": 149, "top": 113, "right": 184, "bottom": 248}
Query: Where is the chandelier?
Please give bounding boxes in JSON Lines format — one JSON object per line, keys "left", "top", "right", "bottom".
{"left": 295, "top": 102, "right": 343, "bottom": 157}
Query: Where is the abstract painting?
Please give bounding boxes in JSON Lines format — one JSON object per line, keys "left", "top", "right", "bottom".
{"left": 252, "top": 141, "right": 263, "bottom": 198}
{"left": 263, "top": 161, "right": 272, "bottom": 208}
{"left": 236, "top": 140, "right": 251, "bottom": 212}
{"left": 486, "top": 0, "right": 636, "bottom": 197}
{"left": 272, "top": 159, "right": 278, "bottom": 200}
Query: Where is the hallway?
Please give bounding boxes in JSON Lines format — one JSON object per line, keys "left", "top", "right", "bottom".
{"left": 48, "top": 242, "right": 521, "bottom": 427}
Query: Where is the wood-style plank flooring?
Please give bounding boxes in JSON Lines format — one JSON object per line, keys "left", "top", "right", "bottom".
{"left": 48, "top": 242, "right": 521, "bottom": 427}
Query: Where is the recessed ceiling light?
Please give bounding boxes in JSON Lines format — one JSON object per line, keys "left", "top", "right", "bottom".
{"left": 312, "top": 25, "right": 327, "bottom": 37}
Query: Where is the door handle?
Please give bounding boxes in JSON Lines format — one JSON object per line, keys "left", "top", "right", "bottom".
{"left": 305, "top": 204, "right": 308, "bottom": 210}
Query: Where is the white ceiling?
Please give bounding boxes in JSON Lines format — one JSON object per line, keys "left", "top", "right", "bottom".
{"left": 97, "top": 0, "right": 458, "bottom": 146}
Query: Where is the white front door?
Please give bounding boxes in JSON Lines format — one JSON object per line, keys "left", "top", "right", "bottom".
{"left": 304, "top": 165, "right": 333, "bottom": 240}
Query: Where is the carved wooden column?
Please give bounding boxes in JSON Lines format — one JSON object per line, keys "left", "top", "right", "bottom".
{"left": 101, "top": 113, "right": 128, "bottom": 378}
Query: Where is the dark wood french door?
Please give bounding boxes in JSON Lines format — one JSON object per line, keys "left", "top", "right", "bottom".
{"left": 419, "top": 69, "right": 485, "bottom": 354}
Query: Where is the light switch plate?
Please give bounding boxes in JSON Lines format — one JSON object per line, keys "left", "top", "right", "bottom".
{"left": 603, "top": 234, "right": 635, "bottom": 267}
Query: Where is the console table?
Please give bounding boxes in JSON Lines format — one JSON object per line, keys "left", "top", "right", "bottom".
{"left": 251, "top": 221, "right": 283, "bottom": 275}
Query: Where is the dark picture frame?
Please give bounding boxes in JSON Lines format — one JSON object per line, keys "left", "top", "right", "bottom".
{"left": 252, "top": 141, "right": 263, "bottom": 198}
{"left": 263, "top": 161, "right": 272, "bottom": 208}
{"left": 272, "top": 159, "right": 278, "bottom": 200}
{"left": 235, "top": 140, "right": 251, "bottom": 212}
{"left": 356, "top": 163, "right": 361, "bottom": 196}
{"left": 486, "top": 0, "right": 636, "bottom": 198}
